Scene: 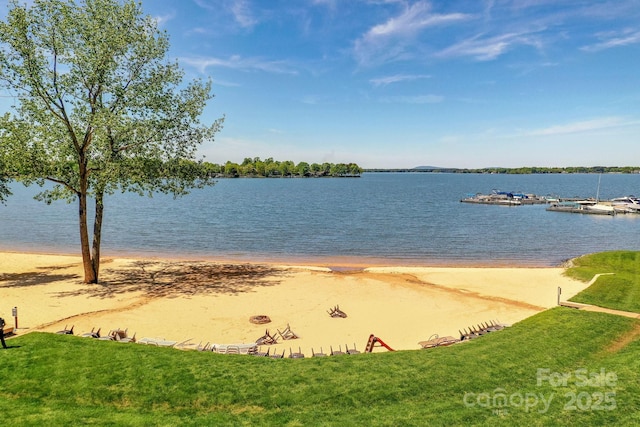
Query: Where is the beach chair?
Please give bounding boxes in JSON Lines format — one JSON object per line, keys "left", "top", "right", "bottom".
{"left": 327, "top": 305, "right": 347, "bottom": 318}
{"left": 330, "top": 345, "right": 345, "bottom": 356}
{"left": 176, "top": 339, "right": 203, "bottom": 350}
{"left": 241, "top": 343, "right": 258, "bottom": 355}
{"left": 288, "top": 347, "right": 305, "bottom": 359}
{"left": 419, "top": 334, "right": 460, "bottom": 349}
{"left": 270, "top": 349, "right": 285, "bottom": 359}
{"left": 481, "top": 321, "right": 501, "bottom": 333}
{"left": 211, "top": 343, "right": 257, "bottom": 355}
{"left": 472, "top": 325, "right": 489, "bottom": 336}
{"left": 277, "top": 323, "right": 299, "bottom": 340}
{"left": 137, "top": 337, "right": 177, "bottom": 347}
{"left": 117, "top": 331, "right": 136, "bottom": 343}
{"left": 56, "top": 325, "right": 74, "bottom": 335}
{"left": 226, "top": 345, "right": 241, "bottom": 355}
{"left": 459, "top": 328, "right": 477, "bottom": 341}
{"left": 253, "top": 346, "right": 270, "bottom": 357}
{"left": 312, "top": 347, "right": 327, "bottom": 357}
{"left": 210, "top": 344, "right": 223, "bottom": 353}
{"left": 81, "top": 327, "right": 101, "bottom": 338}
{"left": 110, "top": 328, "right": 129, "bottom": 340}
{"left": 346, "top": 343, "right": 360, "bottom": 354}
{"left": 256, "top": 329, "right": 278, "bottom": 345}
{"left": 196, "top": 341, "right": 210, "bottom": 351}
{"left": 492, "top": 319, "right": 511, "bottom": 329}
{"left": 98, "top": 329, "right": 118, "bottom": 341}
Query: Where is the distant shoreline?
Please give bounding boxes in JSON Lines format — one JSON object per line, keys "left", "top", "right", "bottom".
{"left": 364, "top": 167, "right": 640, "bottom": 174}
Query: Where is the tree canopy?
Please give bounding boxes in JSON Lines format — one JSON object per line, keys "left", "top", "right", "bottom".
{"left": 0, "top": 0, "right": 223, "bottom": 283}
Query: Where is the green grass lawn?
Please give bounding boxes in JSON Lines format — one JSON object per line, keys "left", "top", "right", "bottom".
{"left": 566, "top": 250, "right": 640, "bottom": 313}
{"left": 1, "top": 251, "right": 639, "bottom": 426}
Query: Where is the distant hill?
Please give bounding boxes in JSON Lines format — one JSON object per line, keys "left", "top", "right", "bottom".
{"left": 413, "top": 166, "right": 443, "bottom": 170}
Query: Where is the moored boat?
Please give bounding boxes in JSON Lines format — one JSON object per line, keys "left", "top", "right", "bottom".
{"left": 546, "top": 201, "right": 616, "bottom": 215}
{"left": 610, "top": 196, "right": 640, "bottom": 214}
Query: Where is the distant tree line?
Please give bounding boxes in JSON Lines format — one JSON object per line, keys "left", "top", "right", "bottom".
{"left": 0, "top": 157, "right": 362, "bottom": 198}
{"left": 202, "top": 157, "right": 363, "bottom": 178}
{"left": 365, "top": 166, "right": 640, "bottom": 174}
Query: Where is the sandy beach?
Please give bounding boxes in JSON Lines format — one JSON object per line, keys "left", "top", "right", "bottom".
{"left": 0, "top": 251, "right": 589, "bottom": 355}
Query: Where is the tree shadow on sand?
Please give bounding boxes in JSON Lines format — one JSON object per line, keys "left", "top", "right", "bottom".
{"left": 55, "top": 260, "right": 288, "bottom": 299}
{"left": 0, "top": 267, "right": 80, "bottom": 288}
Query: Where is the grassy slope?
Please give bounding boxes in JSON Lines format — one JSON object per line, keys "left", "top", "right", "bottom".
{"left": 0, "top": 251, "right": 638, "bottom": 426}
{"left": 566, "top": 251, "right": 640, "bottom": 313}
{"left": 0, "top": 310, "right": 638, "bottom": 426}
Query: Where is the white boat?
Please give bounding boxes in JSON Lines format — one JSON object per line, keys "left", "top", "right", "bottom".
{"left": 582, "top": 202, "right": 616, "bottom": 215}
{"left": 611, "top": 196, "right": 640, "bottom": 214}
{"left": 546, "top": 201, "right": 616, "bottom": 215}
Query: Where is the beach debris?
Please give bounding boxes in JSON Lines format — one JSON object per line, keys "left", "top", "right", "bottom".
{"left": 249, "top": 314, "right": 271, "bottom": 324}
{"left": 327, "top": 305, "right": 347, "bottom": 318}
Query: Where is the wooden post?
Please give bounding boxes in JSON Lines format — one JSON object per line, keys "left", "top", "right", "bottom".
{"left": 557, "top": 287, "right": 562, "bottom": 306}
{"left": 12, "top": 306, "right": 18, "bottom": 329}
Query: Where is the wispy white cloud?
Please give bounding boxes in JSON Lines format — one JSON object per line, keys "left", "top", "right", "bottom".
{"left": 153, "top": 12, "right": 175, "bottom": 28}
{"left": 524, "top": 117, "right": 637, "bottom": 137}
{"left": 581, "top": 29, "right": 640, "bottom": 52}
{"left": 435, "top": 31, "right": 542, "bottom": 61}
{"left": 370, "top": 74, "right": 431, "bottom": 87}
{"left": 230, "top": 0, "right": 257, "bottom": 28}
{"left": 354, "top": 1, "right": 471, "bottom": 66}
{"left": 180, "top": 55, "right": 298, "bottom": 75}
{"left": 193, "top": 0, "right": 258, "bottom": 29}
{"left": 380, "top": 94, "right": 443, "bottom": 104}
{"left": 211, "top": 78, "right": 241, "bottom": 88}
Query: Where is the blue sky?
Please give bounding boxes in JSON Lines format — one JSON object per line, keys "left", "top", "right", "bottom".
{"left": 4, "top": 1, "right": 640, "bottom": 168}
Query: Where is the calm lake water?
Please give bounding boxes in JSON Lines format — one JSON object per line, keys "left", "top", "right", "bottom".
{"left": 1, "top": 173, "right": 639, "bottom": 266}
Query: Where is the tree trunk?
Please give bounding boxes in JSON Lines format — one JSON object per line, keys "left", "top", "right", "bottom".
{"left": 78, "top": 153, "right": 98, "bottom": 284}
{"left": 78, "top": 190, "right": 97, "bottom": 283}
{"left": 91, "top": 192, "right": 104, "bottom": 282}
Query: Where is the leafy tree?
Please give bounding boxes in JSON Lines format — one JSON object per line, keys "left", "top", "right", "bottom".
{"left": 254, "top": 159, "right": 266, "bottom": 176}
{"left": 224, "top": 161, "right": 240, "bottom": 177}
{"left": 0, "top": 158, "right": 10, "bottom": 203}
{"left": 295, "top": 161, "right": 310, "bottom": 177}
{"left": 265, "top": 161, "right": 279, "bottom": 176}
{"left": 0, "top": 0, "right": 223, "bottom": 283}
{"left": 279, "top": 160, "right": 295, "bottom": 177}
{"left": 330, "top": 163, "right": 348, "bottom": 176}
{"left": 348, "top": 163, "right": 362, "bottom": 176}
